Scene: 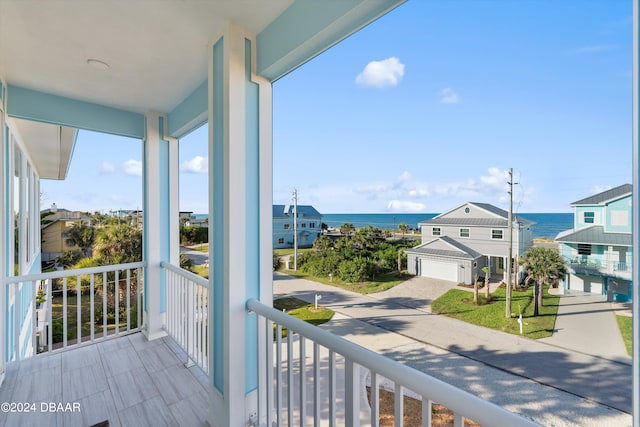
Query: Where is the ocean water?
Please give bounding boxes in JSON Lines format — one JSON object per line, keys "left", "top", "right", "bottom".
{"left": 321, "top": 213, "right": 574, "bottom": 239}
{"left": 191, "top": 212, "right": 574, "bottom": 239}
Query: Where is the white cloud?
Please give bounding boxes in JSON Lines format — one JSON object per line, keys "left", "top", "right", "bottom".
{"left": 123, "top": 159, "right": 142, "bottom": 176}
{"left": 100, "top": 161, "right": 115, "bottom": 174}
{"left": 591, "top": 185, "right": 612, "bottom": 195}
{"left": 440, "top": 87, "right": 460, "bottom": 104}
{"left": 273, "top": 168, "right": 525, "bottom": 214}
{"left": 479, "top": 167, "right": 508, "bottom": 187}
{"left": 355, "top": 57, "right": 405, "bottom": 88}
{"left": 180, "top": 156, "right": 208, "bottom": 174}
{"left": 573, "top": 44, "right": 617, "bottom": 54}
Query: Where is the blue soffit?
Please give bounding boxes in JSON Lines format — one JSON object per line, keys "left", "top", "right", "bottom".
{"left": 7, "top": 85, "right": 144, "bottom": 139}
{"left": 257, "top": 0, "right": 406, "bottom": 82}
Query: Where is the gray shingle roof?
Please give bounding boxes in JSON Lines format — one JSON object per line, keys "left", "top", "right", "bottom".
{"left": 405, "top": 236, "right": 483, "bottom": 260}
{"left": 470, "top": 202, "right": 509, "bottom": 218}
{"left": 555, "top": 225, "right": 631, "bottom": 246}
{"left": 273, "top": 204, "right": 322, "bottom": 218}
{"left": 419, "top": 217, "right": 533, "bottom": 227}
{"left": 571, "top": 184, "right": 632, "bottom": 206}
{"left": 423, "top": 202, "right": 533, "bottom": 226}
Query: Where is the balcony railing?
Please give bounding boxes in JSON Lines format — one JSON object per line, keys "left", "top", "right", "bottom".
{"left": 248, "top": 299, "right": 539, "bottom": 427}
{"left": 566, "top": 256, "right": 632, "bottom": 279}
{"left": 4, "top": 262, "right": 145, "bottom": 360}
{"left": 161, "top": 261, "right": 209, "bottom": 374}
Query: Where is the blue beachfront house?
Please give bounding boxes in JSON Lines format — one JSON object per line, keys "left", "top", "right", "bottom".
{"left": 0, "top": 1, "right": 634, "bottom": 426}
{"left": 555, "top": 184, "right": 633, "bottom": 302}
{"left": 273, "top": 204, "right": 322, "bottom": 249}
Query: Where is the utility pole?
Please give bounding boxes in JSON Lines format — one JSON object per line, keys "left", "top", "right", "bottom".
{"left": 506, "top": 168, "right": 514, "bottom": 318}
{"left": 293, "top": 189, "right": 298, "bottom": 270}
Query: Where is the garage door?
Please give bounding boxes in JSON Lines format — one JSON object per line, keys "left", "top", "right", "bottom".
{"left": 420, "top": 259, "right": 458, "bottom": 281}
{"left": 569, "top": 275, "right": 603, "bottom": 294}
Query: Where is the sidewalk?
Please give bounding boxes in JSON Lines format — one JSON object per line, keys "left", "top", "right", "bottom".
{"left": 273, "top": 273, "right": 632, "bottom": 425}
{"left": 539, "top": 290, "right": 630, "bottom": 361}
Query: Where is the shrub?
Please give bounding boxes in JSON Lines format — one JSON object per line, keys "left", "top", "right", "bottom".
{"left": 51, "top": 319, "right": 73, "bottom": 343}
{"left": 338, "top": 257, "right": 372, "bottom": 282}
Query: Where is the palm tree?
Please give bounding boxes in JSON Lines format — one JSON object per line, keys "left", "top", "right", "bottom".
{"left": 93, "top": 223, "right": 142, "bottom": 265}
{"left": 520, "top": 246, "right": 567, "bottom": 316}
{"left": 398, "top": 223, "right": 409, "bottom": 240}
{"left": 65, "top": 222, "right": 96, "bottom": 257}
{"left": 482, "top": 266, "right": 491, "bottom": 299}
{"left": 340, "top": 223, "right": 355, "bottom": 239}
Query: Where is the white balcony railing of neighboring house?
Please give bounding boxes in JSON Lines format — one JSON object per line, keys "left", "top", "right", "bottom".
{"left": 248, "top": 299, "right": 539, "bottom": 427}
{"left": 565, "top": 254, "right": 633, "bottom": 279}
{"left": 161, "top": 261, "right": 209, "bottom": 374}
{"left": 4, "top": 262, "right": 145, "bottom": 360}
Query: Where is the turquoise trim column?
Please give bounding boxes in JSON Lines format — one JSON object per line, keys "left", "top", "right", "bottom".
{"left": 633, "top": 1, "right": 639, "bottom": 425}
{"left": 207, "top": 23, "right": 273, "bottom": 427}
{"left": 142, "top": 113, "right": 172, "bottom": 341}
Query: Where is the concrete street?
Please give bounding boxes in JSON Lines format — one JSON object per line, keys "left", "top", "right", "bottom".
{"left": 274, "top": 274, "right": 632, "bottom": 427}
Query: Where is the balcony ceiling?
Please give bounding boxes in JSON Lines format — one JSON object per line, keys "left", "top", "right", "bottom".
{"left": 0, "top": 0, "right": 404, "bottom": 179}
{"left": 0, "top": 0, "right": 292, "bottom": 115}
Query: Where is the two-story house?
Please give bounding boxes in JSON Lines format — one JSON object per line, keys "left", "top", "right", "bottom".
{"left": 555, "top": 184, "right": 632, "bottom": 302}
{"left": 40, "top": 206, "right": 92, "bottom": 263}
{"left": 272, "top": 204, "right": 322, "bottom": 249}
{"left": 406, "top": 202, "right": 534, "bottom": 284}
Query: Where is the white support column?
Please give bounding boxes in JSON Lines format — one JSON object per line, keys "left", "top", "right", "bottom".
{"left": 142, "top": 112, "right": 176, "bottom": 341}
{"left": 208, "top": 23, "right": 273, "bottom": 427}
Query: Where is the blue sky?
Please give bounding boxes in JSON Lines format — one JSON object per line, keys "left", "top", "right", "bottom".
{"left": 41, "top": 0, "right": 632, "bottom": 215}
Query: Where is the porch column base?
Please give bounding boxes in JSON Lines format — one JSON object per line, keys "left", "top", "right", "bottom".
{"left": 142, "top": 328, "right": 168, "bottom": 341}
{"left": 143, "top": 310, "right": 167, "bottom": 341}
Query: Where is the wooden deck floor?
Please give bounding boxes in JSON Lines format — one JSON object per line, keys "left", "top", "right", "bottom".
{"left": 0, "top": 333, "right": 209, "bottom": 427}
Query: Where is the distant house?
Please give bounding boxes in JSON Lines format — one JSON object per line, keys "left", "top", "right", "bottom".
{"left": 40, "top": 206, "right": 92, "bottom": 263}
{"left": 406, "top": 202, "right": 534, "bottom": 284}
{"left": 273, "top": 205, "right": 322, "bottom": 249}
{"left": 555, "top": 184, "right": 632, "bottom": 302}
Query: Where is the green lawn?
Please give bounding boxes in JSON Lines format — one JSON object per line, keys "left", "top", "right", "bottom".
{"left": 50, "top": 291, "right": 137, "bottom": 345}
{"left": 277, "top": 267, "right": 410, "bottom": 294}
{"left": 616, "top": 315, "right": 632, "bottom": 356}
{"left": 273, "top": 297, "right": 334, "bottom": 337}
{"left": 431, "top": 285, "right": 560, "bottom": 339}
{"left": 274, "top": 248, "right": 313, "bottom": 257}
{"left": 191, "top": 264, "right": 209, "bottom": 279}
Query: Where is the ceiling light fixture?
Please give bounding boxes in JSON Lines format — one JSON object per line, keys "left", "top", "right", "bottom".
{"left": 86, "top": 59, "right": 110, "bottom": 70}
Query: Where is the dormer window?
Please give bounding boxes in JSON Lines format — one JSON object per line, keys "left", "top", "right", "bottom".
{"left": 583, "top": 212, "right": 594, "bottom": 224}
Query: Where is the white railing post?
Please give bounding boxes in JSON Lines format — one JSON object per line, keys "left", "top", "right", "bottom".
{"left": 345, "top": 359, "right": 361, "bottom": 426}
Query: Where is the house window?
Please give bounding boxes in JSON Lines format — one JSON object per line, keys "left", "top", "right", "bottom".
{"left": 611, "top": 211, "right": 628, "bottom": 226}
{"left": 577, "top": 244, "right": 592, "bottom": 255}
{"left": 284, "top": 224, "right": 290, "bottom": 229}
{"left": 491, "top": 229, "right": 503, "bottom": 239}
{"left": 433, "top": 227, "right": 441, "bottom": 236}
{"left": 583, "top": 212, "right": 594, "bottom": 224}
{"left": 301, "top": 223, "right": 306, "bottom": 228}
{"left": 278, "top": 238, "right": 284, "bottom": 244}
{"left": 459, "top": 228, "right": 470, "bottom": 238}
{"left": 309, "top": 222, "right": 315, "bottom": 228}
